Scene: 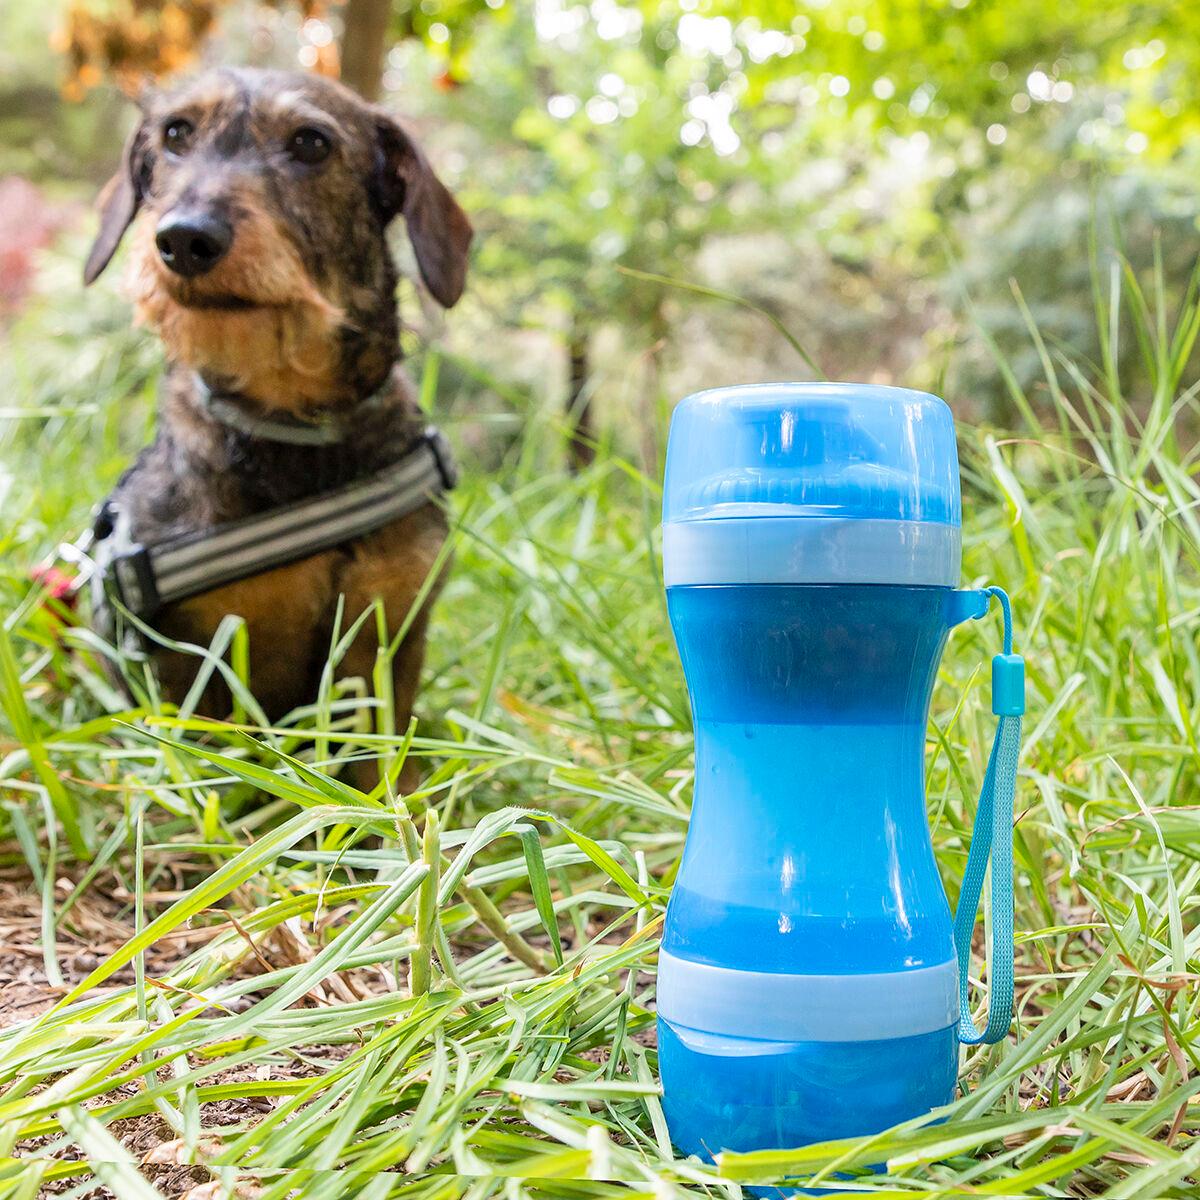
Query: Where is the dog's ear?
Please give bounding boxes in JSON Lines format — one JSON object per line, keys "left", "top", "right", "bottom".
{"left": 84, "top": 116, "right": 151, "bottom": 286}
{"left": 371, "top": 113, "right": 472, "bottom": 308}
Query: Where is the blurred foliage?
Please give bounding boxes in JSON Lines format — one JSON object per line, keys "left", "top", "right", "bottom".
{"left": 399, "top": 0, "right": 1200, "bottom": 405}
{"left": 58, "top": 0, "right": 222, "bottom": 97}
{"left": 437, "top": 9, "right": 750, "bottom": 337}
{"left": 703, "top": 0, "right": 1200, "bottom": 157}
{"left": 0, "top": 1, "right": 130, "bottom": 184}
{"left": 381, "top": 0, "right": 494, "bottom": 86}
{"left": 56, "top": 0, "right": 337, "bottom": 96}
{"left": 4, "top": 0, "right": 1200, "bottom": 416}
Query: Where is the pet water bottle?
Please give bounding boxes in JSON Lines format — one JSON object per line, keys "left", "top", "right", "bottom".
{"left": 657, "top": 383, "right": 1023, "bottom": 1157}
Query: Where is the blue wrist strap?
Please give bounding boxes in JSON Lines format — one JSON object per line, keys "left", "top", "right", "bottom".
{"left": 954, "top": 586, "right": 1022, "bottom": 1046}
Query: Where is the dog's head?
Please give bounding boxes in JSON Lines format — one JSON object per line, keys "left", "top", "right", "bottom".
{"left": 85, "top": 68, "right": 472, "bottom": 408}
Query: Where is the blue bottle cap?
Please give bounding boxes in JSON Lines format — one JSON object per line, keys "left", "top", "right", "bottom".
{"left": 663, "top": 383, "right": 963, "bottom": 587}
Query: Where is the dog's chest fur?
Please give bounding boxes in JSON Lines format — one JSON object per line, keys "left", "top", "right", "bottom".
{"left": 110, "top": 364, "right": 448, "bottom": 723}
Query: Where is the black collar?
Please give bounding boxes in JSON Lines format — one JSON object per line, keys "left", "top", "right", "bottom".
{"left": 192, "top": 373, "right": 393, "bottom": 447}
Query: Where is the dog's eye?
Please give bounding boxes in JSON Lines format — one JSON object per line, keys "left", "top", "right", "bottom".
{"left": 163, "top": 119, "right": 195, "bottom": 156}
{"left": 288, "top": 127, "right": 332, "bottom": 165}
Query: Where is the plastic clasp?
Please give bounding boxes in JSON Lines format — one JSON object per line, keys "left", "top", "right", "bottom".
{"left": 424, "top": 426, "right": 460, "bottom": 491}
{"left": 110, "top": 544, "right": 161, "bottom": 619}
{"left": 992, "top": 653, "right": 1025, "bottom": 716}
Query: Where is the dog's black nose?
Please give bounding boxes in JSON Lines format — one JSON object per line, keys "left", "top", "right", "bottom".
{"left": 155, "top": 212, "right": 232, "bottom": 277}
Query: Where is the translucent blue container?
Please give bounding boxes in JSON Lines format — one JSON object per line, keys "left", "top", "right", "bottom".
{"left": 658, "top": 383, "right": 984, "bottom": 1158}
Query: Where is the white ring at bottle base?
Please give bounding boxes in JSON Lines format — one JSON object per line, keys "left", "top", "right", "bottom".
{"left": 657, "top": 950, "right": 959, "bottom": 1043}
{"left": 662, "top": 517, "right": 961, "bottom": 588}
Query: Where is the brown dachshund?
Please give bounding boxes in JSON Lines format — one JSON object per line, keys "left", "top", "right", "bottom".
{"left": 83, "top": 67, "right": 471, "bottom": 747}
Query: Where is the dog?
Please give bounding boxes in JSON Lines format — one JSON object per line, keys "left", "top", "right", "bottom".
{"left": 82, "top": 67, "right": 471, "bottom": 747}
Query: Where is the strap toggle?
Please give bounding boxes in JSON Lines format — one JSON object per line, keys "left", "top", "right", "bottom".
{"left": 992, "top": 654, "right": 1025, "bottom": 717}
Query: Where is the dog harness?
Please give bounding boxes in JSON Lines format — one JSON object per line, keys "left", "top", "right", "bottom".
{"left": 75, "top": 384, "right": 457, "bottom": 636}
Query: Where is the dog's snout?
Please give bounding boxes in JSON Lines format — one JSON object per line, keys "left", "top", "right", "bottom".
{"left": 155, "top": 211, "right": 233, "bottom": 278}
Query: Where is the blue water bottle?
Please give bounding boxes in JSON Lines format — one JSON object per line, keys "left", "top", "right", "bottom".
{"left": 657, "top": 383, "right": 1023, "bottom": 1158}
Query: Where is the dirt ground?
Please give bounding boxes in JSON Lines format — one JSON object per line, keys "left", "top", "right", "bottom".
{"left": 1, "top": 867, "right": 653, "bottom": 1197}
{"left": 0, "top": 875, "right": 191, "bottom": 1029}
{"left": 0, "top": 873, "right": 355, "bottom": 1197}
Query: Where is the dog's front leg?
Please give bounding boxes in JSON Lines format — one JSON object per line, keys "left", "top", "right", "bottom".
{"left": 152, "top": 551, "right": 342, "bottom": 719}
{"left": 334, "top": 504, "right": 450, "bottom": 793}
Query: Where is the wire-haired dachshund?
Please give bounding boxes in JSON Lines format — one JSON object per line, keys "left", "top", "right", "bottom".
{"left": 83, "top": 67, "right": 471, "bottom": 751}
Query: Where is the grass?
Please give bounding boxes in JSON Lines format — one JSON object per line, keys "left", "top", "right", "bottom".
{"left": 0, "top": 243, "right": 1199, "bottom": 1197}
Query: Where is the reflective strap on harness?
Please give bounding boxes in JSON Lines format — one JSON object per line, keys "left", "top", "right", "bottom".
{"left": 91, "top": 425, "right": 456, "bottom": 621}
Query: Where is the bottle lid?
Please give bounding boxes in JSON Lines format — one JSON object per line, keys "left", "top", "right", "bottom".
{"left": 662, "top": 383, "right": 962, "bottom": 587}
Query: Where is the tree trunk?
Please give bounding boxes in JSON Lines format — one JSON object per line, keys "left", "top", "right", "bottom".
{"left": 567, "top": 323, "right": 594, "bottom": 472}
{"left": 339, "top": 0, "right": 392, "bottom": 101}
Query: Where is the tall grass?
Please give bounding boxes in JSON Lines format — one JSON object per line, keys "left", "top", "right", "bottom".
{"left": 0, "top": 247, "right": 1198, "bottom": 1197}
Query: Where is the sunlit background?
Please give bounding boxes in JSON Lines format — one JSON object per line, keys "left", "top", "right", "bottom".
{"left": 2, "top": 0, "right": 1197, "bottom": 466}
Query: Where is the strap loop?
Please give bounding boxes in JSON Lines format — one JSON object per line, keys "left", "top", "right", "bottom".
{"left": 953, "top": 585, "right": 1021, "bottom": 1046}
